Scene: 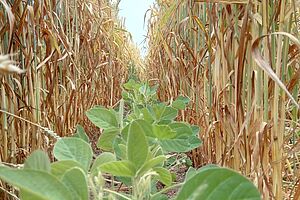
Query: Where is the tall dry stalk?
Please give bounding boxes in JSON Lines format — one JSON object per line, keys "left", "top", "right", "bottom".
{"left": 146, "top": 0, "right": 300, "bottom": 199}
{"left": 0, "top": 0, "right": 136, "bottom": 168}
{"left": 0, "top": 0, "right": 142, "bottom": 198}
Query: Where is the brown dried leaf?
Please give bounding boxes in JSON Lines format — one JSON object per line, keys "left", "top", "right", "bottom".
{"left": 251, "top": 32, "right": 300, "bottom": 109}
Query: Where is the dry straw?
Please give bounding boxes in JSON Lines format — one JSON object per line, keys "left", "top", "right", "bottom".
{"left": 0, "top": 0, "right": 140, "bottom": 198}
{"left": 146, "top": 0, "right": 300, "bottom": 199}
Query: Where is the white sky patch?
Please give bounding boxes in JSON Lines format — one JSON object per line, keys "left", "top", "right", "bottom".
{"left": 118, "top": 0, "right": 155, "bottom": 56}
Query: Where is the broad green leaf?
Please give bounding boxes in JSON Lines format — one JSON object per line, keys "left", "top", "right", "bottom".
{"left": 137, "top": 155, "right": 166, "bottom": 176}
{"left": 74, "top": 125, "right": 89, "bottom": 143}
{"left": 197, "top": 164, "right": 219, "bottom": 172}
{"left": 121, "top": 124, "right": 130, "bottom": 140}
{"left": 113, "top": 137, "right": 127, "bottom": 160}
{"left": 53, "top": 137, "right": 93, "bottom": 171}
{"left": 127, "top": 120, "right": 149, "bottom": 169}
{"left": 22, "top": 151, "right": 52, "bottom": 199}
{"left": 171, "top": 100, "right": 186, "bottom": 110}
{"left": 152, "top": 124, "right": 176, "bottom": 139}
{"left": 20, "top": 190, "right": 44, "bottom": 200}
{"left": 97, "top": 129, "right": 119, "bottom": 151}
{"left": 61, "top": 167, "right": 88, "bottom": 200}
{"left": 188, "top": 135, "right": 202, "bottom": 148}
{"left": 151, "top": 194, "right": 168, "bottom": 200}
{"left": 122, "top": 120, "right": 154, "bottom": 139}
{"left": 118, "top": 144, "right": 127, "bottom": 160}
{"left": 90, "top": 152, "right": 116, "bottom": 175}
{"left": 135, "top": 119, "right": 154, "bottom": 137}
{"left": 117, "top": 176, "right": 132, "bottom": 187}
{"left": 160, "top": 106, "right": 177, "bottom": 121}
{"left": 157, "top": 120, "right": 172, "bottom": 125}
{"left": 0, "top": 166, "right": 72, "bottom": 200}
{"left": 139, "top": 84, "right": 151, "bottom": 95}
{"left": 24, "top": 150, "right": 50, "bottom": 172}
{"left": 127, "top": 110, "right": 140, "bottom": 121}
{"left": 51, "top": 160, "right": 85, "bottom": 178}
{"left": 140, "top": 107, "right": 155, "bottom": 123}
{"left": 184, "top": 167, "right": 198, "bottom": 181}
{"left": 123, "top": 79, "right": 141, "bottom": 90}
{"left": 172, "top": 96, "right": 190, "bottom": 110}
{"left": 150, "top": 84, "right": 159, "bottom": 96}
{"left": 159, "top": 136, "right": 201, "bottom": 153}
{"left": 151, "top": 104, "right": 178, "bottom": 122}
{"left": 171, "top": 97, "right": 188, "bottom": 110}
{"left": 191, "top": 125, "right": 200, "bottom": 135}
{"left": 169, "top": 122, "right": 193, "bottom": 137}
{"left": 153, "top": 167, "right": 172, "bottom": 186}
{"left": 121, "top": 90, "right": 131, "bottom": 101}
{"left": 99, "top": 161, "right": 136, "bottom": 177}
{"left": 177, "top": 96, "right": 190, "bottom": 104}
{"left": 86, "top": 106, "right": 118, "bottom": 129}
{"left": 176, "top": 167, "right": 261, "bottom": 200}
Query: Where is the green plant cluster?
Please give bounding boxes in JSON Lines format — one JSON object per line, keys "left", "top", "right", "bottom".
{"left": 0, "top": 80, "right": 261, "bottom": 200}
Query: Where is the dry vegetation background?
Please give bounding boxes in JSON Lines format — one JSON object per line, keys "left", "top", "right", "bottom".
{"left": 146, "top": 0, "right": 300, "bottom": 199}
{"left": 0, "top": 0, "right": 137, "bottom": 168}
{"left": 0, "top": 0, "right": 300, "bottom": 199}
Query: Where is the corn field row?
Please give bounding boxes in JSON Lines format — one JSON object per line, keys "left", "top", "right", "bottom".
{"left": 0, "top": 0, "right": 139, "bottom": 168}
{"left": 1, "top": 0, "right": 300, "bottom": 199}
{"left": 146, "top": 0, "right": 300, "bottom": 199}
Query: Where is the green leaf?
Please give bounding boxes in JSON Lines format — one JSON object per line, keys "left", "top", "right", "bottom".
{"left": 159, "top": 136, "right": 201, "bottom": 153}
{"left": 127, "top": 120, "right": 149, "bottom": 169}
{"left": 169, "top": 122, "right": 193, "bottom": 137}
{"left": 157, "top": 120, "right": 172, "bottom": 125}
{"left": 122, "top": 90, "right": 131, "bottom": 101}
{"left": 113, "top": 137, "right": 127, "bottom": 160}
{"left": 153, "top": 167, "right": 172, "bottom": 186}
{"left": 91, "top": 153, "right": 116, "bottom": 175}
{"left": 188, "top": 135, "right": 202, "bottom": 148}
{"left": 99, "top": 161, "right": 136, "bottom": 177}
{"left": 151, "top": 104, "right": 178, "bottom": 122}
{"left": 160, "top": 106, "right": 178, "bottom": 121}
{"left": 152, "top": 124, "right": 176, "bottom": 139}
{"left": 139, "top": 84, "right": 151, "bottom": 95}
{"left": 74, "top": 125, "right": 89, "bottom": 143}
{"left": 86, "top": 106, "right": 119, "bottom": 129}
{"left": 140, "top": 108, "right": 155, "bottom": 123}
{"left": 51, "top": 160, "right": 85, "bottom": 178}
{"left": 24, "top": 150, "right": 50, "bottom": 172}
{"left": 0, "top": 166, "right": 72, "bottom": 200}
{"left": 136, "top": 119, "right": 155, "bottom": 137}
{"left": 53, "top": 137, "right": 93, "bottom": 171}
{"left": 184, "top": 167, "right": 198, "bottom": 181}
{"left": 177, "top": 96, "right": 190, "bottom": 104}
{"left": 172, "top": 96, "right": 190, "bottom": 110}
{"left": 122, "top": 120, "right": 154, "bottom": 139}
{"left": 171, "top": 100, "right": 186, "bottom": 110}
{"left": 191, "top": 125, "right": 200, "bottom": 135}
{"left": 151, "top": 194, "right": 168, "bottom": 200}
{"left": 176, "top": 167, "right": 261, "bottom": 200}
{"left": 123, "top": 79, "right": 141, "bottom": 90}
{"left": 97, "top": 129, "right": 119, "bottom": 151}
{"left": 171, "top": 101, "right": 186, "bottom": 110}
{"left": 137, "top": 155, "right": 166, "bottom": 176}
{"left": 20, "top": 191, "right": 44, "bottom": 200}
{"left": 121, "top": 124, "right": 130, "bottom": 140}
{"left": 61, "top": 167, "right": 88, "bottom": 200}
{"left": 117, "top": 176, "right": 132, "bottom": 187}
{"left": 23, "top": 152, "right": 51, "bottom": 200}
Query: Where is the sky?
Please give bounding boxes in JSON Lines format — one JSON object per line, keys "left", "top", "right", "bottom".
{"left": 118, "top": 0, "right": 155, "bottom": 56}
